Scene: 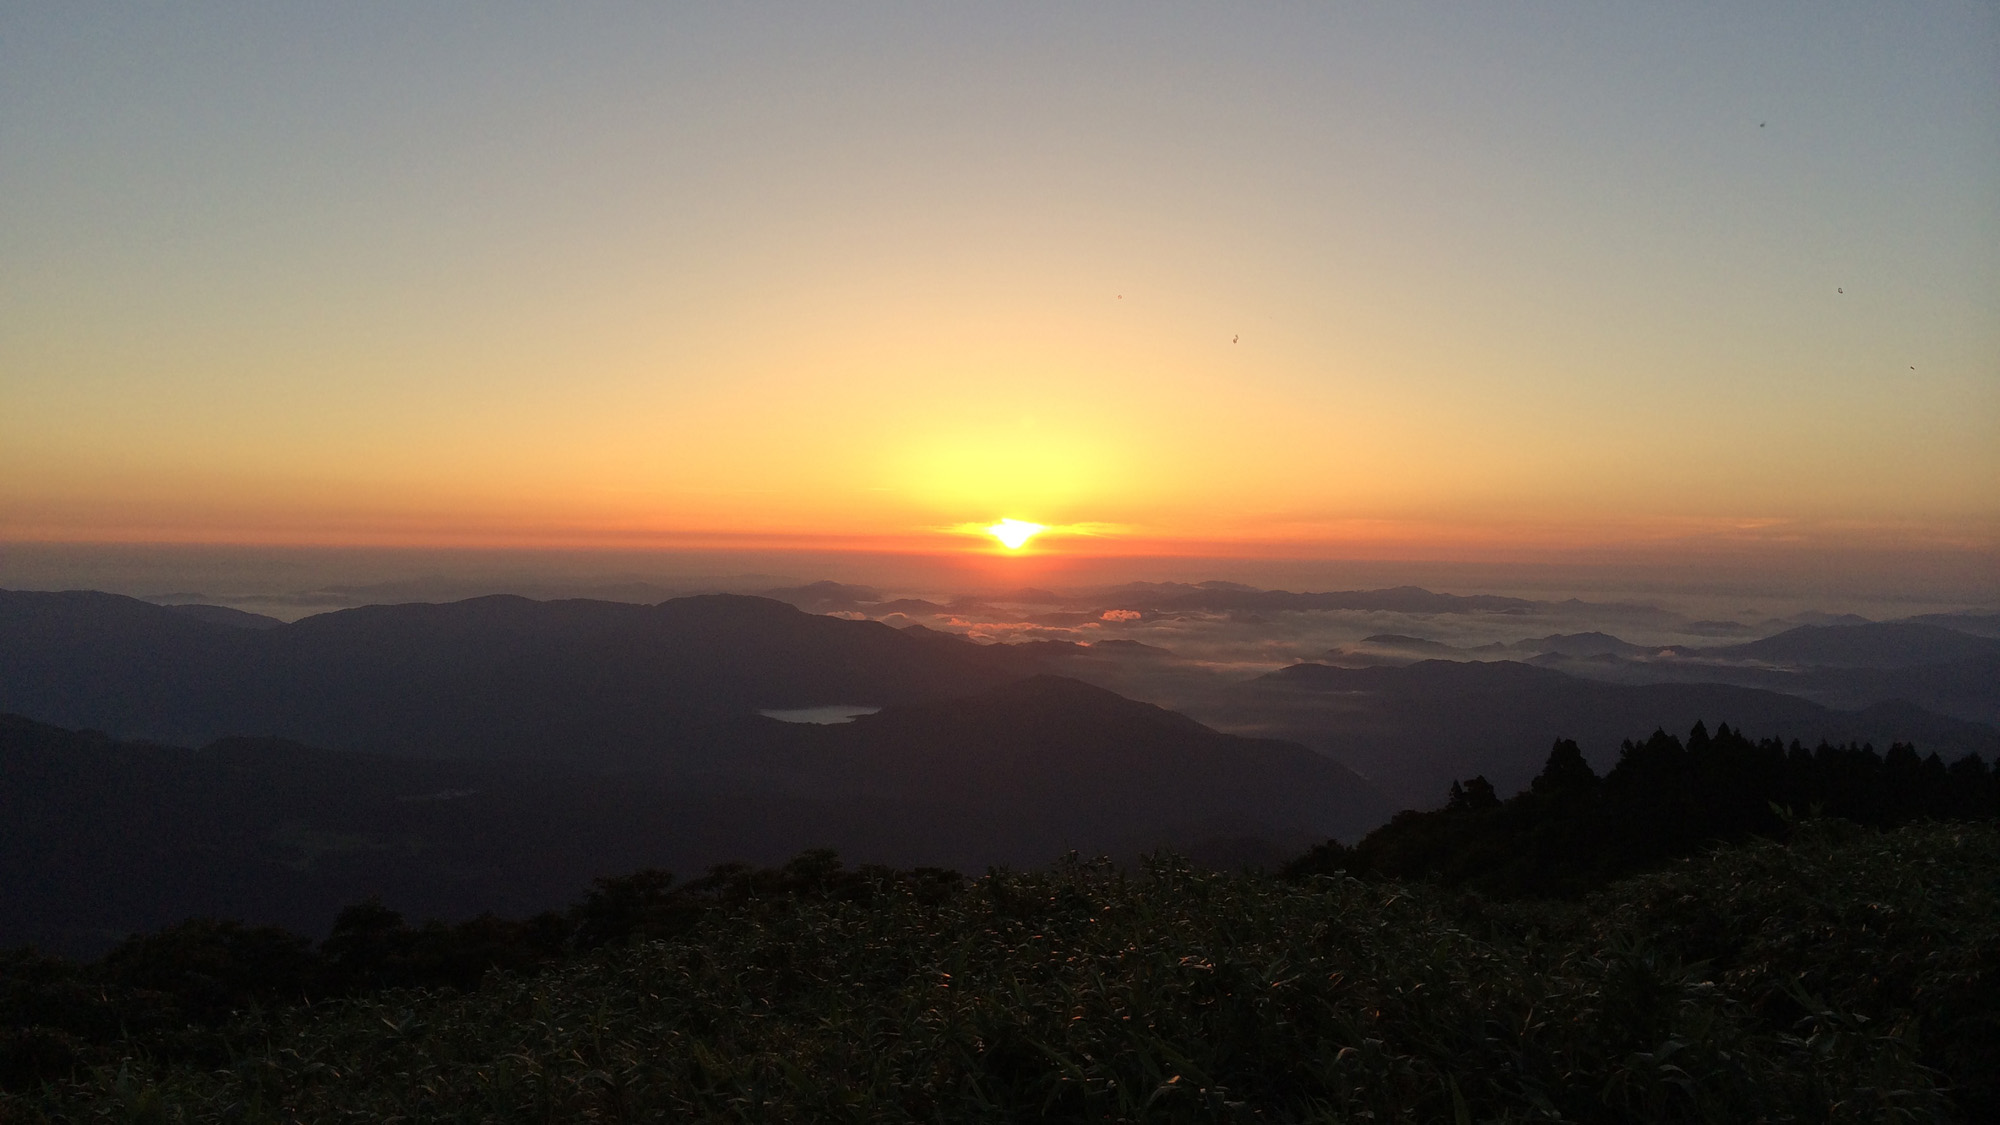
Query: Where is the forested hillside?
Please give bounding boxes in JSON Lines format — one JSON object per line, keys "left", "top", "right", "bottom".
{"left": 0, "top": 694, "right": 1382, "bottom": 954}
{"left": 1286, "top": 721, "right": 2000, "bottom": 896}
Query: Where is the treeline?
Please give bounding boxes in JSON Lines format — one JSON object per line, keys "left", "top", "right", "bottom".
{"left": 1286, "top": 723, "right": 2000, "bottom": 896}
{"left": 1, "top": 851, "right": 960, "bottom": 1089}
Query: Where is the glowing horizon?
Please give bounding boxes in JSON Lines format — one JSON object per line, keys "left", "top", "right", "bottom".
{"left": 0, "top": 6, "right": 1994, "bottom": 574}
{"left": 985, "top": 520, "right": 1047, "bottom": 551}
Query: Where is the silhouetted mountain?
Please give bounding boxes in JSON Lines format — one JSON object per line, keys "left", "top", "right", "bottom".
{"left": 160, "top": 603, "right": 285, "bottom": 630}
{"left": 1207, "top": 659, "right": 1999, "bottom": 810}
{"left": 1325, "top": 631, "right": 1657, "bottom": 671}
{"left": 1363, "top": 634, "right": 1456, "bottom": 651}
{"left": 1699, "top": 622, "right": 2000, "bottom": 668}
{"left": 1089, "top": 638, "right": 1176, "bottom": 656}
{"left": 0, "top": 712, "right": 573, "bottom": 953}
{"left": 1320, "top": 631, "right": 1646, "bottom": 669}
{"left": 872, "top": 598, "right": 955, "bottom": 616}
{"left": 779, "top": 676, "right": 1386, "bottom": 867}
{"left": 1516, "top": 623, "right": 2000, "bottom": 728}
{"left": 0, "top": 590, "right": 1046, "bottom": 766}
{"left": 1785, "top": 654, "right": 2000, "bottom": 728}
{"left": 1901, "top": 611, "right": 2000, "bottom": 639}
{"left": 1300, "top": 621, "right": 2000, "bottom": 731}
{"left": 310, "top": 576, "right": 692, "bottom": 607}
{"left": 1524, "top": 647, "right": 2000, "bottom": 729}
{"left": 758, "top": 581, "right": 884, "bottom": 612}
{"left": 987, "top": 586, "right": 1064, "bottom": 604}
{"left": 1141, "top": 585, "right": 1539, "bottom": 615}
{"left": 0, "top": 677, "right": 1384, "bottom": 954}
{"left": 1775, "top": 611, "right": 1873, "bottom": 628}
{"left": 1513, "top": 631, "right": 1652, "bottom": 658}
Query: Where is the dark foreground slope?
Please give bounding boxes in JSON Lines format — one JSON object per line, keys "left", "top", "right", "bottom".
{"left": 0, "top": 688, "right": 1383, "bottom": 954}
{"left": 8, "top": 822, "right": 1995, "bottom": 1122}
{"left": 0, "top": 590, "right": 1046, "bottom": 765}
{"left": 1217, "top": 659, "right": 2000, "bottom": 809}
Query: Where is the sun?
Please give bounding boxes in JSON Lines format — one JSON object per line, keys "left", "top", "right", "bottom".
{"left": 985, "top": 518, "right": 1046, "bottom": 550}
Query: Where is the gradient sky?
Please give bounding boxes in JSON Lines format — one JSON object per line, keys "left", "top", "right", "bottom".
{"left": 3, "top": 3, "right": 1996, "bottom": 562}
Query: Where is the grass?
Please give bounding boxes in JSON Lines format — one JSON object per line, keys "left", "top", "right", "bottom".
{"left": 6, "top": 819, "right": 1996, "bottom": 1123}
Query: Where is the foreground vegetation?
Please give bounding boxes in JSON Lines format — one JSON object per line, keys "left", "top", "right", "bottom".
{"left": 4, "top": 817, "right": 1996, "bottom": 1123}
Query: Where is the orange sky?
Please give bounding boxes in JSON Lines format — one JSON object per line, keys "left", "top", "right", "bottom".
{"left": 2, "top": 6, "right": 1995, "bottom": 568}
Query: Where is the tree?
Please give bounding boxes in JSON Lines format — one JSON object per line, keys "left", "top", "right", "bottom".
{"left": 1447, "top": 775, "right": 1499, "bottom": 812}
{"left": 1531, "top": 738, "right": 1598, "bottom": 798}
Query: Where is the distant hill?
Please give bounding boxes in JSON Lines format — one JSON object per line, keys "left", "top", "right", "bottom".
{"left": 1514, "top": 631, "right": 1653, "bottom": 658}
{"left": 0, "top": 590, "right": 1046, "bottom": 766}
{"left": 1131, "top": 585, "right": 1540, "bottom": 615}
{"left": 1299, "top": 620, "right": 2000, "bottom": 730}
{"left": 1362, "top": 634, "right": 1455, "bottom": 651}
{"left": 757, "top": 581, "right": 884, "bottom": 612}
{"left": 778, "top": 676, "right": 1386, "bottom": 867}
{"left": 1902, "top": 610, "right": 2000, "bottom": 638}
{"left": 1784, "top": 653, "right": 2000, "bottom": 727}
{"left": 1515, "top": 647, "right": 2000, "bottom": 729}
{"left": 161, "top": 603, "right": 285, "bottom": 629}
{"left": 0, "top": 676, "right": 1384, "bottom": 953}
{"left": 1207, "top": 659, "right": 2000, "bottom": 810}
{"left": 1699, "top": 622, "right": 2000, "bottom": 668}
{"left": 1322, "top": 631, "right": 1651, "bottom": 669}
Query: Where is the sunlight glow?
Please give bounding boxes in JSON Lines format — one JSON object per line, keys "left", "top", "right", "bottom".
{"left": 986, "top": 519, "right": 1047, "bottom": 550}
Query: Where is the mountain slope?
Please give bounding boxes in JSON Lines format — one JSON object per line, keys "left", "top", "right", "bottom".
{"left": 1699, "top": 622, "right": 2000, "bottom": 668}
{"left": 0, "top": 677, "right": 1385, "bottom": 953}
{"left": 786, "top": 676, "right": 1387, "bottom": 865}
{"left": 1208, "top": 659, "right": 1999, "bottom": 810}
{"left": 0, "top": 590, "right": 1043, "bottom": 766}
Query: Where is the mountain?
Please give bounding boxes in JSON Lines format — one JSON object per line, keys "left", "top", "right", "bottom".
{"left": 1511, "top": 623, "right": 2000, "bottom": 726}
{"left": 1117, "top": 585, "right": 1540, "bottom": 615}
{"left": 1329, "top": 621, "right": 2000, "bottom": 729}
{"left": 0, "top": 712, "right": 576, "bottom": 953}
{"left": 1698, "top": 622, "right": 2000, "bottom": 668}
{"left": 1519, "top": 649, "right": 2000, "bottom": 729}
{"left": 1363, "top": 634, "right": 1457, "bottom": 652}
{"left": 780, "top": 676, "right": 1387, "bottom": 866}
{"left": 1515, "top": 631, "right": 1654, "bottom": 658}
{"left": 757, "top": 581, "right": 885, "bottom": 612}
{"left": 1353, "top": 625, "right": 1995, "bottom": 669}
{"left": 0, "top": 678, "right": 1384, "bottom": 954}
{"left": 1901, "top": 611, "right": 2000, "bottom": 639}
{"left": 1782, "top": 654, "right": 2000, "bottom": 727}
{"left": 1322, "top": 631, "right": 1656, "bottom": 669}
{"left": 160, "top": 603, "right": 285, "bottom": 630}
{"left": 0, "top": 590, "right": 1046, "bottom": 766}
{"left": 1204, "top": 659, "right": 2000, "bottom": 810}
{"left": 1314, "top": 635, "right": 1467, "bottom": 669}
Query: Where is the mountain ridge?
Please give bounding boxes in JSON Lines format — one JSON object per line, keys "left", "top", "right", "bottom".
{"left": 0, "top": 667, "right": 1388, "bottom": 953}
{"left": 1208, "top": 658, "right": 1999, "bottom": 809}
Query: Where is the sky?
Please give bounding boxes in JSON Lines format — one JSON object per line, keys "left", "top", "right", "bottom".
{"left": 3, "top": 2, "right": 1996, "bottom": 573}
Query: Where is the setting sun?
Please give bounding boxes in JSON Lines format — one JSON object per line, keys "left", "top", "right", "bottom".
{"left": 986, "top": 519, "right": 1047, "bottom": 550}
